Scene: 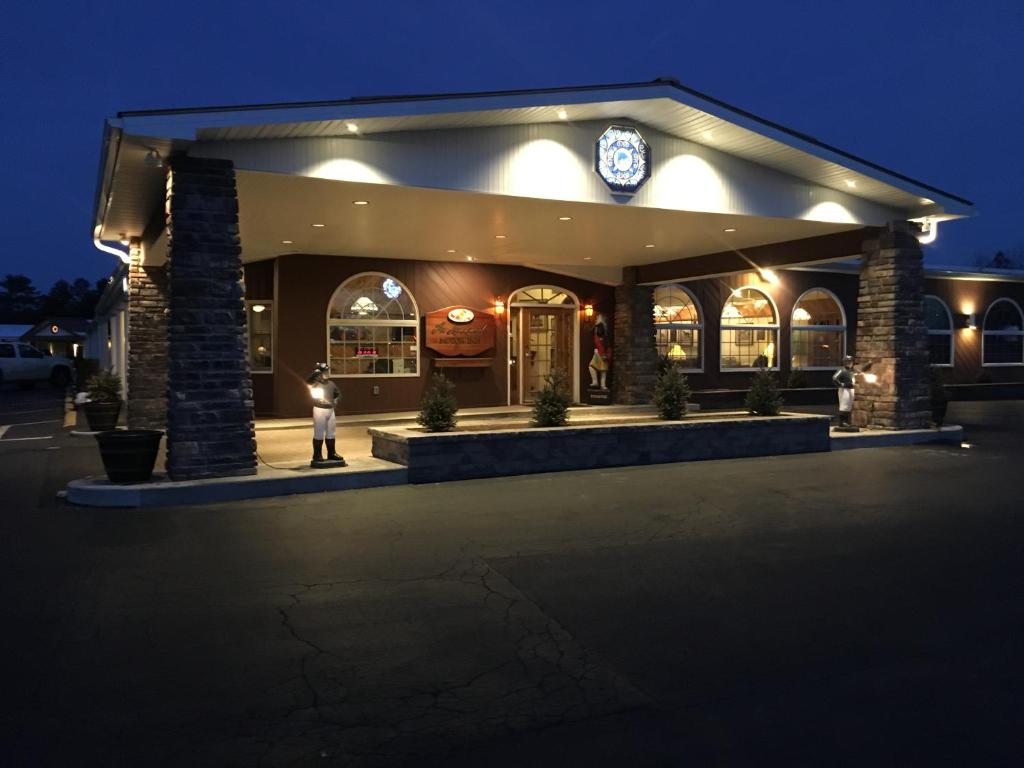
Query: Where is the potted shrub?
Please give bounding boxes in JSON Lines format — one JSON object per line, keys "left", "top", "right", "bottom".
{"left": 745, "top": 368, "right": 783, "bottom": 416}
{"left": 653, "top": 363, "right": 691, "bottom": 420}
{"left": 531, "top": 369, "right": 571, "bottom": 427}
{"left": 929, "top": 368, "right": 950, "bottom": 428}
{"left": 416, "top": 373, "right": 458, "bottom": 432}
{"left": 82, "top": 370, "right": 123, "bottom": 432}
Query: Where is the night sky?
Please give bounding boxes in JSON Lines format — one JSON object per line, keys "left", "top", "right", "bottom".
{"left": 3, "top": 0, "right": 1022, "bottom": 290}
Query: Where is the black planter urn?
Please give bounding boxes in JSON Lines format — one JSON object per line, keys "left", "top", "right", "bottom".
{"left": 84, "top": 400, "right": 123, "bottom": 432}
{"left": 95, "top": 429, "right": 163, "bottom": 483}
{"left": 932, "top": 400, "right": 948, "bottom": 429}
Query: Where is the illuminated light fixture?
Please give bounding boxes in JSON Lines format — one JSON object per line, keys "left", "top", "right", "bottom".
{"left": 494, "top": 298, "right": 505, "bottom": 315}
{"left": 350, "top": 297, "right": 378, "bottom": 315}
{"left": 844, "top": 179, "right": 857, "bottom": 188}
{"left": 967, "top": 313, "right": 977, "bottom": 330}
{"left": 312, "top": 223, "right": 326, "bottom": 228}
{"left": 346, "top": 122, "right": 359, "bottom": 133}
{"left": 466, "top": 255, "right": 474, "bottom": 261}
{"left": 256, "top": 345, "right": 267, "bottom": 354}
{"left": 668, "top": 344, "right": 687, "bottom": 360}
{"left": 583, "top": 256, "right": 592, "bottom": 261}
{"left": 793, "top": 307, "right": 812, "bottom": 322}
{"left": 862, "top": 372, "right": 878, "bottom": 384}
{"left": 281, "top": 239, "right": 293, "bottom": 244}
{"left": 118, "top": 234, "right": 130, "bottom": 246}
{"left": 311, "top": 385, "right": 325, "bottom": 400}
{"left": 494, "top": 234, "right": 507, "bottom": 239}
{"left": 731, "top": 288, "right": 744, "bottom": 297}
{"left": 920, "top": 197, "right": 934, "bottom": 205}
{"left": 251, "top": 304, "right": 266, "bottom": 313}
{"left": 445, "top": 249, "right": 456, "bottom": 254}
{"left": 584, "top": 304, "right": 594, "bottom": 318}
{"left": 759, "top": 269, "right": 780, "bottom": 285}
{"left": 960, "top": 442, "right": 973, "bottom": 449}
{"left": 723, "top": 228, "right": 737, "bottom": 233}
{"left": 106, "top": 339, "right": 112, "bottom": 349}
{"left": 702, "top": 130, "right": 714, "bottom": 141}
{"left": 122, "top": 277, "right": 129, "bottom": 294}
{"left": 352, "top": 200, "right": 369, "bottom": 206}
{"left": 917, "top": 219, "right": 938, "bottom": 245}
{"left": 143, "top": 148, "right": 163, "bottom": 168}
{"left": 644, "top": 243, "right": 655, "bottom": 248}
{"left": 558, "top": 216, "right": 573, "bottom": 221}
{"left": 557, "top": 108, "right": 568, "bottom": 120}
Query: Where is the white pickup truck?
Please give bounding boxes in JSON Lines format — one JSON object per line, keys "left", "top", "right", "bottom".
{"left": 0, "top": 341, "right": 73, "bottom": 388}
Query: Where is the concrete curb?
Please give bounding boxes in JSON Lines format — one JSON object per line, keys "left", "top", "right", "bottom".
{"left": 830, "top": 424, "right": 963, "bottom": 451}
{"left": 65, "top": 458, "right": 408, "bottom": 508}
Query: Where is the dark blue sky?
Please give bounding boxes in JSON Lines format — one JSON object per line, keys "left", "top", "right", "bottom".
{"left": 3, "top": 0, "right": 1022, "bottom": 290}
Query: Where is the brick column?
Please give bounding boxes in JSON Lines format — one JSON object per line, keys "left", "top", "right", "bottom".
{"left": 165, "top": 157, "right": 257, "bottom": 480}
{"left": 852, "top": 222, "right": 930, "bottom": 429}
{"left": 611, "top": 267, "right": 658, "bottom": 405}
{"left": 126, "top": 238, "right": 168, "bottom": 429}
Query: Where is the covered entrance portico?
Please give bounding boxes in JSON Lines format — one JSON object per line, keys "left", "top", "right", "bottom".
{"left": 92, "top": 80, "right": 973, "bottom": 480}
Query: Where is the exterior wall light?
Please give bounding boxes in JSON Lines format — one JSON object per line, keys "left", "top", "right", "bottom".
{"left": 967, "top": 313, "right": 977, "bottom": 330}
{"left": 584, "top": 304, "right": 594, "bottom": 318}
{"left": 759, "top": 269, "right": 780, "bottom": 285}
{"left": 251, "top": 304, "right": 266, "bottom": 313}
{"left": 494, "top": 298, "right": 505, "bottom": 315}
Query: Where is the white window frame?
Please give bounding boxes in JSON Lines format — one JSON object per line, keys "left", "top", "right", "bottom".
{"left": 326, "top": 272, "right": 420, "bottom": 378}
{"left": 924, "top": 295, "right": 954, "bottom": 368}
{"left": 720, "top": 287, "right": 780, "bottom": 372}
{"left": 790, "top": 287, "right": 847, "bottom": 371}
{"left": 246, "top": 300, "right": 274, "bottom": 374}
{"left": 653, "top": 283, "right": 704, "bottom": 373}
{"left": 507, "top": 284, "right": 580, "bottom": 405}
{"left": 982, "top": 297, "right": 1024, "bottom": 367}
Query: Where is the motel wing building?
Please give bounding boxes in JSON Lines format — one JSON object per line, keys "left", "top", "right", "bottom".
{"left": 91, "top": 79, "right": 1024, "bottom": 480}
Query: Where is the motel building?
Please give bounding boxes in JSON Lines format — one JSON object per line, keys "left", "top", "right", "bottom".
{"left": 88, "top": 79, "right": 1024, "bottom": 481}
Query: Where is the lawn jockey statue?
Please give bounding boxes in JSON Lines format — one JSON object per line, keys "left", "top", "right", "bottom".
{"left": 832, "top": 355, "right": 873, "bottom": 432}
{"left": 307, "top": 363, "right": 346, "bottom": 467}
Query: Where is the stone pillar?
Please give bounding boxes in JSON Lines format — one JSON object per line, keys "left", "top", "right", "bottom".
{"left": 852, "top": 222, "right": 930, "bottom": 429}
{"left": 165, "top": 156, "right": 257, "bottom": 480}
{"left": 611, "top": 267, "right": 658, "bottom": 405}
{"left": 126, "top": 239, "right": 168, "bottom": 429}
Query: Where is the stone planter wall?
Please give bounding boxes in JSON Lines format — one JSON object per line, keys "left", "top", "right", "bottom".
{"left": 371, "top": 415, "right": 831, "bottom": 484}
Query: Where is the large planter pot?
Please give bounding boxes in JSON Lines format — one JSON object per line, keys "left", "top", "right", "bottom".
{"left": 95, "top": 429, "right": 163, "bottom": 484}
{"left": 932, "top": 400, "right": 948, "bottom": 428}
{"left": 84, "top": 400, "right": 122, "bottom": 432}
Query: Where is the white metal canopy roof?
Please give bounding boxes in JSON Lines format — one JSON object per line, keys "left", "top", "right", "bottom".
{"left": 94, "top": 79, "right": 975, "bottom": 267}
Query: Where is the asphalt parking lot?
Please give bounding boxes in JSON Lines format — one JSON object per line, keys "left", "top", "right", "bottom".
{"left": 1, "top": 393, "right": 1022, "bottom": 766}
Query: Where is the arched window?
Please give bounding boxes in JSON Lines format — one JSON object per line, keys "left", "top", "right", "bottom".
{"left": 720, "top": 287, "right": 779, "bottom": 370}
{"left": 327, "top": 272, "right": 419, "bottom": 377}
{"left": 982, "top": 298, "right": 1024, "bottom": 366}
{"left": 924, "top": 295, "right": 954, "bottom": 367}
{"left": 653, "top": 284, "right": 703, "bottom": 370}
{"left": 791, "top": 288, "right": 846, "bottom": 369}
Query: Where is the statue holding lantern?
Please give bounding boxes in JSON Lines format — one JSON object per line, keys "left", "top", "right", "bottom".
{"left": 307, "top": 362, "right": 346, "bottom": 467}
{"left": 832, "top": 355, "right": 876, "bottom": 432}
{"left": 588, "top": 314, "right": 611, "bottom": 390}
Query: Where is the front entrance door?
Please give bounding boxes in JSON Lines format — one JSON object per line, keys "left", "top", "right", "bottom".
{"left": 519, "top": 308, "right": 574, "bottom": 404}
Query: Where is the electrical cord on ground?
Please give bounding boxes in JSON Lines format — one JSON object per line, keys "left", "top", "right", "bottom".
{"left": 255, "top": 450, "right": 304, "bottom": 471}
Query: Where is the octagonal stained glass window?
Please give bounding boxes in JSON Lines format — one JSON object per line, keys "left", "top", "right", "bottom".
{"left": 595, "top": 125, "right": 651, "bottom": 193}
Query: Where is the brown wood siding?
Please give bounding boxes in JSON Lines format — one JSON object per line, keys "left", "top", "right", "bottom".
{"left": 269, "top": 254, "right": 614, "bottom": 417}
{"left": 243, "top": 260, "right": 275, "bottom": 299}
{"left": 925, "top": 278, "right": 1024, "bottom": 384}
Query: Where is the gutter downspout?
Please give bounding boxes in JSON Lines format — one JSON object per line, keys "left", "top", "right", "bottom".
{"left": 92, "top": 120, "right": 131, "bottom": 263}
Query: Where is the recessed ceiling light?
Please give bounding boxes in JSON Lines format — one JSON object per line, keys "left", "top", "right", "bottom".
{"left": 920, "top": 197, "right": 933, "bottom": 205}
{"left": 723, "top": 228, "right": 737, "bottom": 233}
{"left": 558, "top": 216, "right": 573, "bottom": 221}
{"left": 312, "top": 223, "right": 326, "bottom": 228}
{"left": 281, "top": 240, "right": 293, "bottom": 244}
{"left": 557, "top": 108, "right": 568, "bottom": 120}
{"left": 346, "top": 122, "right": 359, "bottom": 133}
{"left": 583, "top": 256, "right": 592, "bottom": 261}
{"left": 446, "top": 249, "right": 456, "bottom": 254}
{"left": 702, "top": 130, "right": 714, "bottom": 141}
{"left": 844, "top": 179, "right": 857, "bottom": 188}
{"left": 494, "top": 234, "right": 506, "bottom": 239}
{"left": 352, "top": 200, "right": 369, "bottom": 206}
{"left": 644, "top": 243, "right": 655, "bottom": 248}
{"left": 466, "top": 255, "right": 474, "bottom": 261}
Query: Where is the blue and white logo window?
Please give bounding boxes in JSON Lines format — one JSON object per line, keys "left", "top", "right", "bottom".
{"left": 595, "top": 125, "right": 651, "bottom": 193}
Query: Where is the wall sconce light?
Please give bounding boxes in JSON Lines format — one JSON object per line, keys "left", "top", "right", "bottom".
{"left": 956, "top": 312, "right": 977, "bottom": 330}
{"left": 584, "top": 304, "right": 594, "bottom": 318}
{"left": 494, "top": 298, "right": 505, "bottom": 315}
{"left": 967, "top": 313, "right": 977, "bottom": 330}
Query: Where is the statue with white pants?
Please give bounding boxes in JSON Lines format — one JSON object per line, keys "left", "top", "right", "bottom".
{"left": 307, "top": 362, "right": 345, "bottom": 467}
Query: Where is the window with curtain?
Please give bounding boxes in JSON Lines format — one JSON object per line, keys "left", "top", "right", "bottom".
{"left": 924, "top": 295, "right": 954, "bottom": 366}
{"left": 327, "top": 273, "right": 419, "bottom": 376}
{"left": 652, "top": 284, "right": 702, "bottom": 370}
{"left": 720, "top": 287, "right": 778, "bottom": 370}
{"left": 791, "top": 288, "right": 846, "bottom": 369}
{"left": 983, "top": 298, "right": 1024, "bottom": 366}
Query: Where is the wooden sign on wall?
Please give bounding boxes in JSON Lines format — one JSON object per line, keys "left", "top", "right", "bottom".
{"left": 425, "top": 306, "right": 496, "bottom": 357}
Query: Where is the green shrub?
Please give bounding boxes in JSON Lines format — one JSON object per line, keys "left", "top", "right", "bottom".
{"left": 745, "top": 368, "right": 783, "bottom": 416}
{"left": 86, "top": 370, "right": 122, "bottom": 402}
{"left": 786, "top": 369, "right": 808, "bottom": 389}
{"left": 653, "top": 363, "right": 691, "bottom": 420}
{"left": 531, "top": 369, "right": 571, "bottom": 427}
{"left": 416, "top": 373, "right": 458, "bottom": 432}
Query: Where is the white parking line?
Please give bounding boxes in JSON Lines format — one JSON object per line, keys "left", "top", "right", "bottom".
{"left": 0, "top": 426, "right": 7, "bottom": 440}
{"left": 0, "top": 435, "right": 52, "bottom": 442}
{"left": 2, "top": 419, "right": 61, "bottom": 428}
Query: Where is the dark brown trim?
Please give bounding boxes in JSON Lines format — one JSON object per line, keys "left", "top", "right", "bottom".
{"left": 635, "top": 228, "right": 879, "bottom": 284}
